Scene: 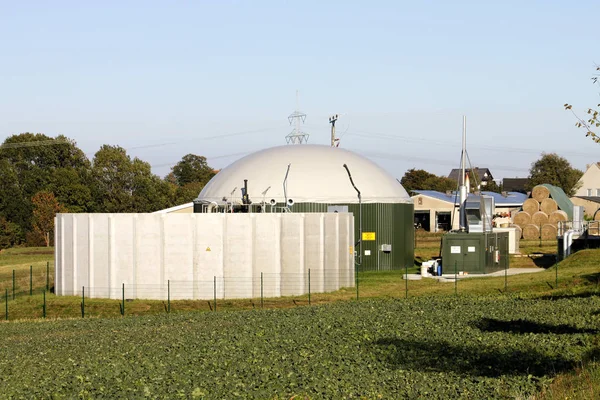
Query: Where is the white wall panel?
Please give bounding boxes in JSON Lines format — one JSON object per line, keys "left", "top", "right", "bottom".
{"left": 55, "top": 212, "right": 354, "bottom": 300}
{"left": 303, "top": 214, "right": 324, "bottom": 292}
{"left": 280, "top": 214, "right": 304, "bottom": 296}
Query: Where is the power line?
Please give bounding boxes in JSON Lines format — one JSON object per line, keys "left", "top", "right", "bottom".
{"left": 344, "top": 129, "right": 599, "bottom": 158}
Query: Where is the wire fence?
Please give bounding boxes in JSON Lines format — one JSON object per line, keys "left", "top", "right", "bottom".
{"left": 0, "top": 258, "right": 571, "bottom": 321}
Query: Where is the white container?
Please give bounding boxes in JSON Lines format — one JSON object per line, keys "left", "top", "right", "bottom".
{"left": 421, "top": 261, "right": 432, "bottom": 276}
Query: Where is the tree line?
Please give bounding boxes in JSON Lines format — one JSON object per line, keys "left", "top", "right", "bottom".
{"left": 0, "top": 133, "right": 216, "bottom": 248}
{"left": 400, "top": 153, "right": 583, "bottom": 197}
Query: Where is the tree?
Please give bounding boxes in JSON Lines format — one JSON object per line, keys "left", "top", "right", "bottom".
{"left": 400, "top": 168, "right": 457, "bottom": 193}
{"left": 171, "top": 154, "right": 216, "bottom": 187}
{"left": 173, "top": 181, "right": 205, "bottom": 205}
{"left": 564, "top": 66, "right": 600, "bottom": 143}
{"left": 526, "top": 153, "right": 583, "bottom": 197}
{"left": 0, "top": 217, "right": 23, "bottom": 249}
{"left": 31, "top": 191, "right": 65, "bottom": 247}
{"left": 484, "top": 180, "right": 503, "bottom": 194}
{"left": 92, "top": 145, "right": 175, "bottom": 213}
{"left": 0, "top": 133, "right": 92, "bottom": 231}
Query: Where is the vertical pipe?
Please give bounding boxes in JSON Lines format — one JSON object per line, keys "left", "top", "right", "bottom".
{"left": 308, "top": 269, "right": 311, "bottom": 306}
{"left": 29, "top": 265, "right": 32, "bottom": 296}
{"left": 12, "top": 270, "right": 15, "bottom": 300}
{"left": 82, "top": 286, "right": 85, "bottom": 318}
{"left": 43, "top": 290, "right": 46, "bottom": 318}
{"left": 167, "top": 280, "right": 171, "bottom": 313}
{"left": 260, "top": 272, "right": 263, "bottom": 309}
{"left": 46, "top": 261, "right": 50, "bottom": 291}
{"left": 121, "top": 283, "right": 125, "bottom": 316}
{"left": 213, "top": 276, "right": 217, "bottom": 312}
{"left": 454, "top": 261, "right": 458, "bottom": 295}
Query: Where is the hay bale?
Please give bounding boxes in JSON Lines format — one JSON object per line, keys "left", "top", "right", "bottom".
{"left": 540, "top": 198, "right": 558, "bottom": 214}
{"left": 522, "top": 224, "right": 540, "bottom": 240}
{"left": 513, "top": 211, "right": 531, "bottom": 228}
{"left": 509, "top": 224, "right": 523, "bottom": 239}
{"left": 540, "top": 224, "right": 558, "bottom": 240}
{"left": 522, "top": 198, "right": 540, "bottom": 215}
{"left": 531, "top": 211, "right": 549, "bottom": 226}
{"left": 531, "top": 185, "right": 550, "bottom": 202}
{"left": 549, "top": 210, "right": 568, "bottom": 224}
{"left": 588, "top": 222, "right": 600, "bottom": 236}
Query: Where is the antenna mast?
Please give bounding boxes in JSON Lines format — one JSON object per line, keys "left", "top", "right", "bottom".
{"left": 459, "top": 116, "right": 467, "bottom": 231}
{"left": 285, "top": 90, "right": 309, "bottom": 144}
{"left": 329, "top": 114, "right": 339, "bottom": 147}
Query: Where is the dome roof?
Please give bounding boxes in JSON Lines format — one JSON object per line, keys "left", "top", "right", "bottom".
{"left": 197, "top": 144, "right": 412, "bottom": 205}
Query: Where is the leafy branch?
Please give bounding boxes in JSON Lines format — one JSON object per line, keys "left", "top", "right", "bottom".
{"left": 564, "top": 66, "right": 600, "bottom": 144}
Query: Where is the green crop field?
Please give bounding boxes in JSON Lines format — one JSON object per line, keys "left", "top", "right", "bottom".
{"left": 1, "top": 293, "right": 599, "bottom": 399}
{"left": 1, "top": 241, "right": 600, "bottom": 398}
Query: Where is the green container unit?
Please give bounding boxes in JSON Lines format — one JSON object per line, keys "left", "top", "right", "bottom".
{"left": 290, "top": 202, "right": 414, "bottom": 272}
{"left": 441, "top": 231, "right": 509, "bottom": 275}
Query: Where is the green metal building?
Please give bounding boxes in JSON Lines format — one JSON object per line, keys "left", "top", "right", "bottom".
{"left": 194, "top": 144, "right": 414, "bottom": 271}
{"left": 441, "top": 231, "right": 509, "bottom": 274}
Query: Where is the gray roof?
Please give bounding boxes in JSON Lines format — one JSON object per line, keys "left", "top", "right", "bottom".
{"left": 573, "top": 196, "right": 600, "bottom": 204}
{"left": 412, "top": 190, "right": 527, "bottom": 206}
{"left": 448, "top": 168, "right": 493, "bottom": 182}
{"left": 502, "top": 178, "right": 529, "bottom": 193}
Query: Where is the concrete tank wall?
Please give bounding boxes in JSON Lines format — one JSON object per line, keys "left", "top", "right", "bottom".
{"left": 55, "top": 212, "right": 355, "bottom": 300}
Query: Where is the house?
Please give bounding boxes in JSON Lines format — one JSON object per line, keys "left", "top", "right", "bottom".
{"left": 574, "top": 163, "right": 600, "bottom": 197}
{"left": 448, "top": 167, "right": 494, "bottom": 190}
{"left": 570, "top": 196, "right": 600, "bottom": 219}
{"left": 411, "top": 190, "right": 527, "bottom": 232}
{"left": 502, "top": 178, "right": 529, "bottom": 194}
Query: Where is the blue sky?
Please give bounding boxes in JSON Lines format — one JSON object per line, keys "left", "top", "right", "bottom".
{"left": 1, "top": 0, "right": 598, "bottom": 182}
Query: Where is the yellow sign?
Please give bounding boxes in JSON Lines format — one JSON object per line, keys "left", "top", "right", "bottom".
{"left": 362, "top": 232, "right": 376, "bottom": 241}
{"left": 349, "top": 246, "right": 354, "bottom": 254}
{"left": 206, "top": 247, "right": 211, "bottom": 252}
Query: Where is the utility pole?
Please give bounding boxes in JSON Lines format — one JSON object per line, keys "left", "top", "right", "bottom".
{"left": 329, "top": 114, "right": 338, "bottom": 147}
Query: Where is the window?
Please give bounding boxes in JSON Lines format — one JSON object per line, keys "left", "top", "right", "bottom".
{"left": 597, "top": 189, "right": 600, "bottom": 196}
{"left": 588, "top": 189, "right": 593, "bottom": 196}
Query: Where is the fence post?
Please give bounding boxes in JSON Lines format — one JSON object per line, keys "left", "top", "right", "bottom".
{"left": 405, "top": 263, "right": 408, "bottom": 299}
{"left": 213, "top": 276, "right": 217, "bottom": 312}
{"left": 167, "top": 280, "right": 171, "bottom": 313}
{"left": 120, "top": 283, "right": 125, "bottom": 316}
{"left": 308, "top": 269, "right": 311, "bottom": 306}
{"left": 43, "top": 290, "right": 46, "bottom": 318}
{"left": 355, "top": 263, "right": 359, "bottom": 301}
{"left": 454, "top": 261, "right": 458, "bottom": 295}
{"left": 30, "top": 265, "right": 32, "bottom": 296}
{"left": 46, "top": 261, "right": 50, "bottom": 291}
{"left": 504, "top": 262, "right": 508, "bottom": 292}
{"left": 81, "top": 286, "right": 85, "bottom": 318}
{"left": 4, "top": 289, "right": 7, "bottom": 321}
{"left": 260, "top": 272, "right": 263, "bottom": 309}
{"left": 12, "top": 270, "right": 15, "bottom": 300}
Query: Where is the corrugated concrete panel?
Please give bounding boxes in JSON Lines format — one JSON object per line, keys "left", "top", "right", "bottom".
{"left": 55, "top": 212, "right": 353, "bottom": 300}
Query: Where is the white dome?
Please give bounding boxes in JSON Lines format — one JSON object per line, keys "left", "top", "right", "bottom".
{"left": 198, "top": 144, "right": 412, "bottom": 205}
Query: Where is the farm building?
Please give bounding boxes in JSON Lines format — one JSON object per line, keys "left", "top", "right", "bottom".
{"left": 412, "top": 190, "right": 527, "bottom": 232}
{"left": 574, "top": 162, "right": 600, "bottom": 197}
{"left": 193, "top": 144, "right": 414, "bottom": 271}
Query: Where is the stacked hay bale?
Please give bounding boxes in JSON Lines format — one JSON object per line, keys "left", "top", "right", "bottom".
{"left": 512, "top": 184, "right": 568, "bottom": 240}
